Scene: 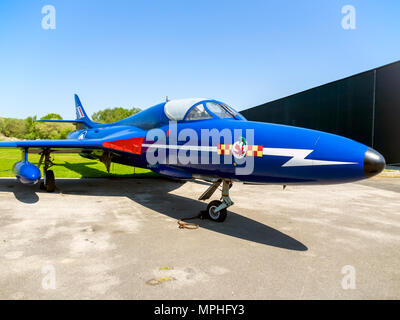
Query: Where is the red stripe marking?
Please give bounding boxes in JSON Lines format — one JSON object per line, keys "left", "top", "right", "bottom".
{"left": 78, "top": 107, "right": 84, "bottom": 118}
{"left": 103, "top": 137, "right": 145, "bottom": 154}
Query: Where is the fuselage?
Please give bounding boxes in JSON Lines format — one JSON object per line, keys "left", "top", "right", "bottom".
{"left": 67, "top": 99, "right": 385, "bottom": 184}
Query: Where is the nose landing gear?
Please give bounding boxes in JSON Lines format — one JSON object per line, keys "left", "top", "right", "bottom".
{"left": 199, "top": 179, "right": 233, "bottom": 222}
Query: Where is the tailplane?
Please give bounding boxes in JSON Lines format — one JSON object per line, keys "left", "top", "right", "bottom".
{"left": 37, "top": 94, "right": 99, "bottom": 129}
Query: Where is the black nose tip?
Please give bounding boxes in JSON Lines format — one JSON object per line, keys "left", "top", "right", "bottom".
{"left": 364, "top": 149, "right": 385, "bottom": 178}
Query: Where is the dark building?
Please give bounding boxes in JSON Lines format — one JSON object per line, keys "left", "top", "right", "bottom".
{"left": 241, "top": 61, "right": 400, "bottom": 165}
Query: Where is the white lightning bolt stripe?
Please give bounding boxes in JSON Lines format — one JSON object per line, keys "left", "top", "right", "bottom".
{"left": 141, "top": 144, "right": 358, "bottom": 167}
{"left": 142, "top": 144, "right": 218, "bottom": 152}
{"left": 262, "top": 148, "right": 358, "bottom": 167}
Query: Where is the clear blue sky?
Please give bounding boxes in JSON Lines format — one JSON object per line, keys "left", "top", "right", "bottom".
{"left": 0, "top": 0, "right": 399, "bottom": 119}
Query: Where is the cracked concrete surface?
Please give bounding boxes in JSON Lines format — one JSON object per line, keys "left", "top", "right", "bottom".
{"left": 0, "top": 177, "right": 399, "bottom": 299}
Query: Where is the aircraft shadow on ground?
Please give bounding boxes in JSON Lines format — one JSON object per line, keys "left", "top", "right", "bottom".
{"left": 0, "top": 178, "right": 307, "bottom": 251}
{"left": 58, "top": 162, "right": 154, "bottom": 178}
{"left": 0, "top": 180, "right": 40, "bottom": 204}
{"left": 57, "top": 162, "right": 105, "bottom": 178}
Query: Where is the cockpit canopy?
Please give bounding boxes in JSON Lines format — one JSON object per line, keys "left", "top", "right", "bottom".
{"left": 119, "top": 98, "right": 245, "bottom": 130}
{"left": 164, "top": 98, "right": 243, "bottom": 121}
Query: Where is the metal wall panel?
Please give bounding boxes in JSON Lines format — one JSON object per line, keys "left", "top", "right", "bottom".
{"left": 241, "top": 61, "right": 400, "bottom": 164}
{"left": 241, "top": 72, "right": 375, "bottom": 146}
{"left": 374, "top": 63, "right": 400, "bottom": 164}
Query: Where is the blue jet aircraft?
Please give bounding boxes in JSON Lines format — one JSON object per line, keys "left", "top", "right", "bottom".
{"left": 0, "top": 95, "right": 385, "bottom": 222}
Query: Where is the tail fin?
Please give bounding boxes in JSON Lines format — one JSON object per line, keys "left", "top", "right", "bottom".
{"left": 74, "top": 94, "right": 97, "bottom": 128}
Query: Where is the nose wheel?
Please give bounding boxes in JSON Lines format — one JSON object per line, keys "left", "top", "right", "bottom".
{"left": 206, "top": 200, "right": 227, "bottom": 222}
{"left": 199, "top": 179, "right": 233, "bottom": 223}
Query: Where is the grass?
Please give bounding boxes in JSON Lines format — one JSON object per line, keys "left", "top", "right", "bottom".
{"left": 0, "top": 148, "right": 157, "bottom": 178}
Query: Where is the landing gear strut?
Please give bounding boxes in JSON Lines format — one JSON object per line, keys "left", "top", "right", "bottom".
{"left": 199, "top": 179, "right": 233, "bottom": 222}
{"left": 38, "top": 150, "right": 56, "bottom": 192}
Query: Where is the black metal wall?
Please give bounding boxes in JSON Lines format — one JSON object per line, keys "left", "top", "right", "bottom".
{"left": 241, "top": 61, "right": 400, "bottom": 164}
{"left": 374, "top": 62, "right": 400, "bottom": 164}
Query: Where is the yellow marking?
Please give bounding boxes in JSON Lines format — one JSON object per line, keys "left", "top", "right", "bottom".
{"left": 158, "top": 277, "right": 174, "bottom": 282}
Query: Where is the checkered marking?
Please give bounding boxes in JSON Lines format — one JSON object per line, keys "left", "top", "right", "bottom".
{"left": 218, "top": 144, "right": 263, "bottom": 157}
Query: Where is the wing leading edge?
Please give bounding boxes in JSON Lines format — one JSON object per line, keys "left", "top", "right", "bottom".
{"left": 0, "top": 130, "right": 146, "bottom": 155}
{"left": 0, "top": 139, "right": 103, "bottom": 149}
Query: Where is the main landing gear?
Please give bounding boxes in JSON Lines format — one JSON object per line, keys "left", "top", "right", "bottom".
{"left": 38, "top": 150, "right": 56, "bottom": 192}
{"left": 199, "top": 179, "right": 233, "bottom": 222}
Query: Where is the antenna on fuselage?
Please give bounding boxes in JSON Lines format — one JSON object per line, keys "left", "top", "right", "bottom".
{"left": 166, "top": 96, "right": 169, "bottom": 102}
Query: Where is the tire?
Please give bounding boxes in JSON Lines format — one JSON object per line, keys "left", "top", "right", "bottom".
{"left": 45, "top": 170, "right": 56, "bottom": 193}
{"left": 206, "top": 200, "right": 227, "bottom": 222}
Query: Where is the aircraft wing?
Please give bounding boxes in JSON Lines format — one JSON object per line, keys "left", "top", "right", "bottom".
{"left": 0, "top": 139, "right": 104, "bottom": 153}
{"left": 0, "top": 130, "right": 146, "bottom": 155}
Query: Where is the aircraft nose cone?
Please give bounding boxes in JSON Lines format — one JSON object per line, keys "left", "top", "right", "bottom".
{"left": 364, "top": 148, "right": 385, "bottom": 178}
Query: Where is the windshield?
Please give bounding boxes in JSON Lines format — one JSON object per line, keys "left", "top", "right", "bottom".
{"left": 205, "top": 102, "right": 235, "bottom": 119}
{"left": 185, "top": 103, "right": 212, "bottom": 120}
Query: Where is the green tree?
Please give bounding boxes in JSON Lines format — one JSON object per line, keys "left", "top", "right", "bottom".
{"left": 0, "top": 118, "right": 27, "bottom": 138}
{"left": 34, "top": 122, "right": 75, "bottom": 140}
{"left": 40, "top": 113, "right": 63, "bottom": 120}
{"left": 25, "top": 116, "right": 38, "bottom": 140}
{"left": 92, "top": 107, "right": 141, "bottom": 124}
{"left": 0, "top": 115, "right": 75, "bottom": 140}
